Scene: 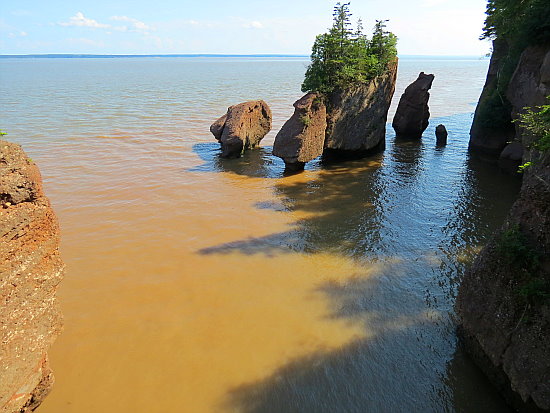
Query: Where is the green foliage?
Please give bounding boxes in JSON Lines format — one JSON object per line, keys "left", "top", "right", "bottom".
{"left": 517, "top": 161, "right": 532, "bottom": 173}
{"left": 496, "top": 225, "right": 539, "bottom": 270}
{"left": 496, "top": 225, "right": 549, "bottom": 304}
{"left": 517, "top": 99, "right": 550, "bottom": 152}
{"left": 301, "top": 2, "right": 397, "bottom": 94}
{"left": 519, "top": 279, "right": 550, "bottom": 302}
{"left": 482, "top": 0, "right": 550, "bottom": 46}
{"left": 515, "top": 97, "right": 550, "bottom": 172}
{"left": 299, "top": 114, "right": 311, "bottom": 127}
{"left": 475, "top": 0, "right": 550, "bottom": 131}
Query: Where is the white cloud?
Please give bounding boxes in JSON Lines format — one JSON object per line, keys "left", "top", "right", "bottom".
{"left": 7, "top": 31, "right": 27, "bottom": 38}
{"left": 242, "top": 21, "right": 264, "bottom": 29}
{"left": 110, "top": 16, "right": 152, "bottom": 32}
{"left": 59, "top": 12, "right": 110, "bottom": 29}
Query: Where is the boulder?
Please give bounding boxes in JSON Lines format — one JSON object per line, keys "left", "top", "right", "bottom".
{"left": 0, "top": 140, "right": 64, "bottom": 412}
{"left": 272, "top": 93, "right": 327, "bottom": 171}
{"left": 392, "top": 72, "right": 434, "bottom": 139}
{"left": 435, "top": 124, "right": 448, "bottom": 145}
{"left": 498, "top": 142, "right": 524, "bottom": 174}
{"left": 210, "top": 113, "right": 227, "bottom": 140}
{"left": 210, "top": 100, "right": 272, "bottom": 158}
{"left": 324, "top": 59, "right": 398, "bottom": 159}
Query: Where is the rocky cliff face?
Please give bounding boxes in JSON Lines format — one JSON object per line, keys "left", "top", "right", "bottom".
{"left": 469, "top": 42, "right": 550, "bottom": 158}
{"left": 0, "top": 140, "right": 64, "bottom": 412}
{"left": 458, "top": 45, "right": 550, "bottom": 412}
{"left": 469, "top": 39, "right": 516, "bottom": 156}
{"left": 324, "top": 59, "right": 398, "bottom": 159}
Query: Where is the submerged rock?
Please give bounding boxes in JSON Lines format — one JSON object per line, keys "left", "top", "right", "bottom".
{"left": 392, "top": 72, "right": 434, "bottom": 139}
{"left": 0, "top": 140, "right": 64, "bottom": 412}
{"left": 210, "top": 100, "right": 272, "bottom": 158}
{"left": 272, "top": 93, "right": 327, "bottom": 171}
{"left": 324, "top": 59, "right": 398, "bottom": 159}
{"left": 435, "top": 124, "right": 448, "bottom": 145}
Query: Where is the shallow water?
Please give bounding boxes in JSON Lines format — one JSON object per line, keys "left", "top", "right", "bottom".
{"left": 0, "top": 56, "right": 521, "bottom": 412}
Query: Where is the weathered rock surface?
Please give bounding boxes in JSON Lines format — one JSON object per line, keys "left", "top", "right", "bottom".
{"left": 272, "top": 93, "right": 327, "bottom": 171}
{"left": 210, "top": 100, "right": 272, "bottom": 158}
{"left": 392, "top": 72, "right": 434, "bottom": 139}
{"left": 458, "top": 43, "right": 550, "bottom": 412}
{"left": 457, "top": 151, "right": 549, "bottom": 412}
{"left": 469, "top": 42, "right": 550, "bottom": 157}
{"left": 469, "top": 39, "right": 516, "bottom": 156}
{"left": 323, "top": 59, "right": 398, "bottom": 159}
{"left": 1, "top": 140, "right": 64, "bottom": 412}
{"left": 435, "top": 124, "right": 447, "bottom": 145}
{"left": 507, "top": 44, "right": 550, "bottom": 152}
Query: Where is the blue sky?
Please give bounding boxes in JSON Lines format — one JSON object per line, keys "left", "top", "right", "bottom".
{"left": 0, "top": 0, "right": 491, "bottom": 55}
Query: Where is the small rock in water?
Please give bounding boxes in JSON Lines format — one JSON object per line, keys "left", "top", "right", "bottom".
{"left": 435, "top": 124, "right": 448, "bottom": 145}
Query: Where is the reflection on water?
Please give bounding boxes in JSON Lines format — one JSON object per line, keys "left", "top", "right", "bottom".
{"left": 0, "top": 57, "right": 520, "bottom": 412}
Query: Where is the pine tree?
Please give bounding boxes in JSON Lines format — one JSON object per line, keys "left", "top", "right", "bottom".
{"left": 301, "top": 2, "right": 397, "bottom": 94}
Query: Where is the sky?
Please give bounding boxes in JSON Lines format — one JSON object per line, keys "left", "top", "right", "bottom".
{"left": 0, "top": 0, "right": 492, "bottom": 56}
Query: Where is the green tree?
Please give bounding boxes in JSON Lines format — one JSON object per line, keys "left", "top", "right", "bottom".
{"left": 301, "top": 2, "right": 397, "bottom": 94}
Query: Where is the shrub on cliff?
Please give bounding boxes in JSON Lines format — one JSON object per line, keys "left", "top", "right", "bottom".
{"left": 476, "top": 0, "right": 550, "bottom": 130}
{"left": 301, "top": 2, "right": 397, "bottom": 95}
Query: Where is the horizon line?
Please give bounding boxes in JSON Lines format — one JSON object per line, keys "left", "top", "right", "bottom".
{"left": 0, "top": 53, "right": 489, "bottom": 59}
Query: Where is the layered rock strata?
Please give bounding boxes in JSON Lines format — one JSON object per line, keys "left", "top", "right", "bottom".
{"left": 392, "top": 72, "right": 434, "bottom": 139}
{"left": 0, "top": 140, "right": 64, "bottom": 412}
{"left": 272, "top": 93, "right": 327, "bottom": 171}
{"left": 210, "top": 100, "right": 272, "bottom": 158}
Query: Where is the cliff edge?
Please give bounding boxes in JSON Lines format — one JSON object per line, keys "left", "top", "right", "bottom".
{"left": 458, "top": 44, "right": 550, "bottom": 411}
{"left": 0, "top": 140, "right": 64, "bottom": 412}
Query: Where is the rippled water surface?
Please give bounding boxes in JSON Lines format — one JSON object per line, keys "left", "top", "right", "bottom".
{"left": 0, "top": 57, "right": 521, "bottom": 412}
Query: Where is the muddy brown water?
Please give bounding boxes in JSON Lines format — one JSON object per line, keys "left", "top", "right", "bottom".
{"left": 0, "top": 57, "right": 520, "bottom": 412}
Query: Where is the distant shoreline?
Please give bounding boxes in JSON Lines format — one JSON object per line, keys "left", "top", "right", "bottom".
{"left": 0, "top": 54, "right": 488, "bottom": 60}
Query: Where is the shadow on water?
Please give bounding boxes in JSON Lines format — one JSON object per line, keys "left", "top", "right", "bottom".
{"left": 197, "top": 113, "right": 521, "bottom": 411}
{"left": 189, "top": 142, "right": 287, "bottom": 178}
{"left": 222, "top": 271, "right": 513, "bottom": 413}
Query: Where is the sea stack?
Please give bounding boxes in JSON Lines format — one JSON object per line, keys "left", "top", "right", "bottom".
{"left": 272, "top": 93, "right": 327, "bottom": 172}
{"left": 323, "top": 59, "right": 398, "bottom": 160}
{"left": 392, "top": 72, "right": 434, "bottom": 139}
{"left": 273, "top": 59, "right": 398, "bottom": 169}
{"left": 0, "top": 140, "right": 64, "bottom": 412}
{"left": 435, "top": 124, "right": 448, "bottom": 145}
{"left": 210, "top": 100, "right": 272, "bottom": 158}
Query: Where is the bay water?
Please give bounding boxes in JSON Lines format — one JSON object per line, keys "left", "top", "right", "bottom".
{"left": 0, "top": 56, "right": 520, "bottom": 412}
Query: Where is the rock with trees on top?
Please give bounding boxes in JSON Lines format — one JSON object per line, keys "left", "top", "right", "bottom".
{"left": 273, "top": 3, "right": 398, "bottom": 170}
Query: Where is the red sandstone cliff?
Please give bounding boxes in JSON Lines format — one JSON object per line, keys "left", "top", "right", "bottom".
{"left": 0, "top": 140, "right": 64, "bottom": 412}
